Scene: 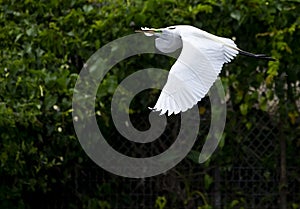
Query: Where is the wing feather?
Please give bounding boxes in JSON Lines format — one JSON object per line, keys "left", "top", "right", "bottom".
{"left": 152, "top": 32, "right": 238, "bottom": 115}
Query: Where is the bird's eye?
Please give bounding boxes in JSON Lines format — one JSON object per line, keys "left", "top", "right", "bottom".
{"left": 168, "top": 27, "right": 176, "bottom": 30}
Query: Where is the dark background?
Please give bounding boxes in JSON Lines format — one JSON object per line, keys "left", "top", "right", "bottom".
{"left": 1, "top": 0, "right": 299, "bottom": 208}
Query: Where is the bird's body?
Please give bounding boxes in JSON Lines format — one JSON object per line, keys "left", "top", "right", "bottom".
{"left": 136, "top": 25, "right": 274, "bottom": 116}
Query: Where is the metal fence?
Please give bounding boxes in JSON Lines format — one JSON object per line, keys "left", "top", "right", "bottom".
{"left": 42, "top": 97, "right": 299, "bottom": 209}
{"left": 53, "top": 99, "right": 298, "bottom": 209}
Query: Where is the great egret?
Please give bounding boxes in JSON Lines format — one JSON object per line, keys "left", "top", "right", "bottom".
{"left": 136, "top": 25, "right": 275, "bottom": 116}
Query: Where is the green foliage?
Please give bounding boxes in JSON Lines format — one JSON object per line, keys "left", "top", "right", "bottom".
{"left": 0, "top": 0, "right": 299, "bottom": 208}
{"left": 155, "top": 196, "right": 167, "bottom": 209}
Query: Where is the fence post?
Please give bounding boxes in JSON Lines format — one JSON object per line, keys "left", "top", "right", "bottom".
{"left": 279, "top": 121, "right": 287, "bottom": 209}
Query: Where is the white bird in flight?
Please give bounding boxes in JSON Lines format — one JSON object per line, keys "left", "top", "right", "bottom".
{"left": 136, "top": 25, "right": 275, "bottom": 116}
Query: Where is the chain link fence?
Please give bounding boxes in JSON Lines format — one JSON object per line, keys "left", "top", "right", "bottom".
{"left": 46, "top": 97, "right": 299, "bottom": 209}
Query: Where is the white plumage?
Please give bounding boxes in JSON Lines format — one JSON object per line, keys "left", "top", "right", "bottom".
{"left": 136, "top": 25, "right": 274, "bottom": 116}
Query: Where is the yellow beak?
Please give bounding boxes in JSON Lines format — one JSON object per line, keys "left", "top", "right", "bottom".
{"left": 135, "top": 29, "right": 156, "bottom": 33}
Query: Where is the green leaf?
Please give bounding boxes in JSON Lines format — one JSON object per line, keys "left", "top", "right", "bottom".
{"left": 239, "top": 103, "right": 248, "bottom": 115}
{"left": 204, "top": 174, "right": 213, "bottom": 190}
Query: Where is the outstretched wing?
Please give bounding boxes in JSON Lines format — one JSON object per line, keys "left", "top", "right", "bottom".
{"left": 151, "top": 34, "right": 238, "bottom": 115}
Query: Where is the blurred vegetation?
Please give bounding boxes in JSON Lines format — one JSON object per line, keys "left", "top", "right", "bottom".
{"left": 0, "top": 0, "right": 299, "bottom": 208}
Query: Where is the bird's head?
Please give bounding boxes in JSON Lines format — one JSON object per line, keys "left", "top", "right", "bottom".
{"left": 135, "top": 26, "right": 182, "bottom": 53}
